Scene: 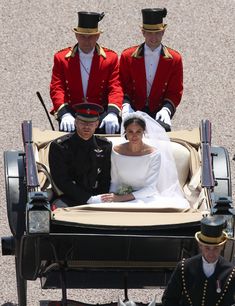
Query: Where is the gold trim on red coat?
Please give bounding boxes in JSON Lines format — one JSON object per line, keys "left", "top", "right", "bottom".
{"left": 65, "top": 45, "right": 78, "bottom": 58}
{"left": 95, "top": 44, "right": 106, "bottom": 58}
{"left": 54, "top": 103, "right": 69, "bottom": 119}
{"left": 162, "top": 45, "right": 173, "bottom": 59}
{"left": 131, "top": 44, "right": 144, "bottom": 58}
{"left": 64, "top": 43, "right": 106, "bottom": 59}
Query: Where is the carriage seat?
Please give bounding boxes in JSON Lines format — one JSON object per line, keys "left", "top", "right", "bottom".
{"left": 32, "top": 129, "right": 201, "bottom": 206}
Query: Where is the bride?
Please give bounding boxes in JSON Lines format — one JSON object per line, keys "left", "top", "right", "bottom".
{"left": 99, "top": 111, "right": 190, "bottom": 210}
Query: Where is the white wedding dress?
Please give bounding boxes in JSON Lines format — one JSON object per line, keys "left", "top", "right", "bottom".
{"left": 109, "top": 149, "right": 190, "bottom": 210}
{"left": 108, "top": 111, "right": 190, "bottom": 211}
{"left": 110, "top": 150, "right": 162, "bottom": 199}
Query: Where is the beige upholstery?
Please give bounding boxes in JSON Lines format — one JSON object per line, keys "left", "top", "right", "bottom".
{"left": 171, "top": 142, "right": 190, "bottom": 187}
{"left": 32, "top": 128, "right": 201, "bottom": 191}
{"left": 52, "top": 206, "right": 204, "bottom": 227}
{"left": 168, "top": 128, "right": 201, "bottom": 147}
{"left": 32, "top": 128, "right": 205, "bottom": 213}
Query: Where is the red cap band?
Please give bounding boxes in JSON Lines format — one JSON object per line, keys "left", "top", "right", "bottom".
{"left": 77, "top": 109, "right": 99, "bottom": 115}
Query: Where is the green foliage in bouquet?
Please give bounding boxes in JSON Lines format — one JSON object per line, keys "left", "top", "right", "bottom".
{"left": 117, "top": 185, "right": 133, "bottom": 195}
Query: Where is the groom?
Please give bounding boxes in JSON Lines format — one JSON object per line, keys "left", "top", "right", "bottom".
{"left": 49, "top": 102, "right": 112, "bottom": 207}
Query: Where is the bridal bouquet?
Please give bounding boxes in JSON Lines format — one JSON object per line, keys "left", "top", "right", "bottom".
{"left": 117, "top": 185, "right": 133, "bottom": 195}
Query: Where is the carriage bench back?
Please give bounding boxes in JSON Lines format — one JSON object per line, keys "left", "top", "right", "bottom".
{"left": 32, "top": 128, "right": 201, "bottom": 203}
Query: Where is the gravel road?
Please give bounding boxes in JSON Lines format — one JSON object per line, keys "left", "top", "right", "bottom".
{"left": 0, "top": 1, "right": 234, "bottom": 305}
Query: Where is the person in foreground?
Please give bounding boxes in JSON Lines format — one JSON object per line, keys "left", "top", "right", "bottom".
{"left": 49, "top": 102, "right": 112, "bottom": 207}
{"left": 120, "top": 8, "right": 183, "bottom": 130}
{"left": 50, "top": 11, "right": 123, "bottom": 133}
{"left": 162, "top": 215, "right": 235, "bottom": 306}
{"left": 99, "top": 112, "right": 189, "bottom": 211}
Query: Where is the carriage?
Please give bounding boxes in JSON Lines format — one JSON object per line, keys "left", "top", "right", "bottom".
{"left": 1, "top": 119, "right": 235, "bottom": 306}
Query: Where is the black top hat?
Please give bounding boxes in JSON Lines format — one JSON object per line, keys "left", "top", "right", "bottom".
{"left": 74, "top": 102, "right": 104, "bottom": 122}
{"left": 141, "top": 8, "right": 167, "bottom": 32}
{"left": 73, "top": 11, "right": 105, "bottom": 35}
{"left": 195, "top": 216, "right": 228, "bottom": 246}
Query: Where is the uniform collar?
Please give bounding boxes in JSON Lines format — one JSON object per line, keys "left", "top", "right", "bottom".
{"left": 73, "top": 133, "right": 94, "bottom": 146}
{"left": 161, "top": 45, "right": 173, "bottom": 59}
{"left": 65, "top": 44, "right": 78, "bottom": 58}
{"left": 131, "top": 43, "right": 173, "bottom": 59}
{"left": 144, "top": 44, "right": 161, "bottom": 56}
{"left": 73, "top": 133, "right": 101, "bottom": 150}
{"left": 95, "top": 43, "right": 106, "bottom": 58}
{"left": 202, "top": 256, "right": 218, "bottom": 278}
{"left": 202, "top": 256, "right": 218, "bottom": 266}
{"left": 65, "top": 43, "right": 106, "bottom": 59}
{"left": 78, "top": 47, "right": 95, "bottom": 58}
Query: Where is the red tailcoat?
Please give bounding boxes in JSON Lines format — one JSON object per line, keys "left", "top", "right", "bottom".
{"left": 119, "top": 43, "right": 183, "bottom": 115}
{"left": 50, "top": 44, "right": 123, "bottom": 118}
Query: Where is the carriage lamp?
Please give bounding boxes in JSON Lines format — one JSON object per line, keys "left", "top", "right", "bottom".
{"left": 224, "top": 215, "right": 234, "bottom": 238}
{"left": 211, "top": 196, "right": 235, "bottom": 238}
{"left": 26, "top": 191, "right": 51, "bottom": 234}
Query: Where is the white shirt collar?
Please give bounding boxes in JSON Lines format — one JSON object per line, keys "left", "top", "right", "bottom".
{"left": 78, "top": 47, "right": 94, "bottom": 58}
{"left": 144, "top": 44, "right": 161, "bottom": 56}
{"left": 202, "top": 256, "right": 218, "bottom": 278}
{"left": 202, "top": 256, "right": 218, "bottom": 266}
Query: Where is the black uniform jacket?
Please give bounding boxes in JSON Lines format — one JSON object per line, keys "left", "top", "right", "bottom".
{"left": 49, "top": 133, "right": 112, "bottom": 205}
{"left": 162, "top": 254, "right": 235, "bottom": 306}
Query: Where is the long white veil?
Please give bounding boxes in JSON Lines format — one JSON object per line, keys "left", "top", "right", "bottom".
{"left": 121, "top": 111, "right": 185, "bottom": 199}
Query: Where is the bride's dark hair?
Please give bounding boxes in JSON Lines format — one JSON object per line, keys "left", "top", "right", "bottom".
{"left": 123, "top": 115, "right": 146, "bottom": 131}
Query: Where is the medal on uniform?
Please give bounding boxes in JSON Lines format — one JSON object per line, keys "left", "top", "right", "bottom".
{"left": 216, "top": 280, "right": 221, "bottom": 293}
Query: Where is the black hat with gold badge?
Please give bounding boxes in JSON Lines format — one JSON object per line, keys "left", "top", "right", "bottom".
{"left": 141, "top": 8, "right": 167, "bottom": 32}
{"left": 74, "top": 103, "right": 104, "bottom": 122}
{"left": 73, "top": 11, "right": 105, "bottom": 35}
{"left": 195, "top": 215, "right": 228, "bottom": 246}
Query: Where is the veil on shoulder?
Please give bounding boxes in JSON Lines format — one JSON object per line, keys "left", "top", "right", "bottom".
{"left": 121, "top": 111, "right": 185, "bottom": 199}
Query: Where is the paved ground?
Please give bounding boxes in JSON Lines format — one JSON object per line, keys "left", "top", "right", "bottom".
{"left": 0, "top": 0, "right": 234, "bottom": 305}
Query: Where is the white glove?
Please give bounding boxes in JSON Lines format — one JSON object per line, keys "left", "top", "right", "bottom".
{"left": 155, "top": 107, "right": 172, "bottom": 126}
{"left": 122, "top": 103, "right": 134, "bottom": 120}
{"left": 60, "top": 113, "right": 75, "bottom": 132}
{"left": 87, "top": 195, "right": 102, "bottom": 204}
{"left": 99, "top": 112, "right": 119, "bottom": 134}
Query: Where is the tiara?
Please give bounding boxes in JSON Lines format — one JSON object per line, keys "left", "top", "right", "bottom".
{"left": 123, "top": 112, "right": 146, "bottom": 124}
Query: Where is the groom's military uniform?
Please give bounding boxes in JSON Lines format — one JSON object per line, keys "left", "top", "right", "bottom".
{"left": 49, "top": 133, "right": 111, "bottom": 205}
{"left": 49, "top": 102, "right": 112, "bottom": 206}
